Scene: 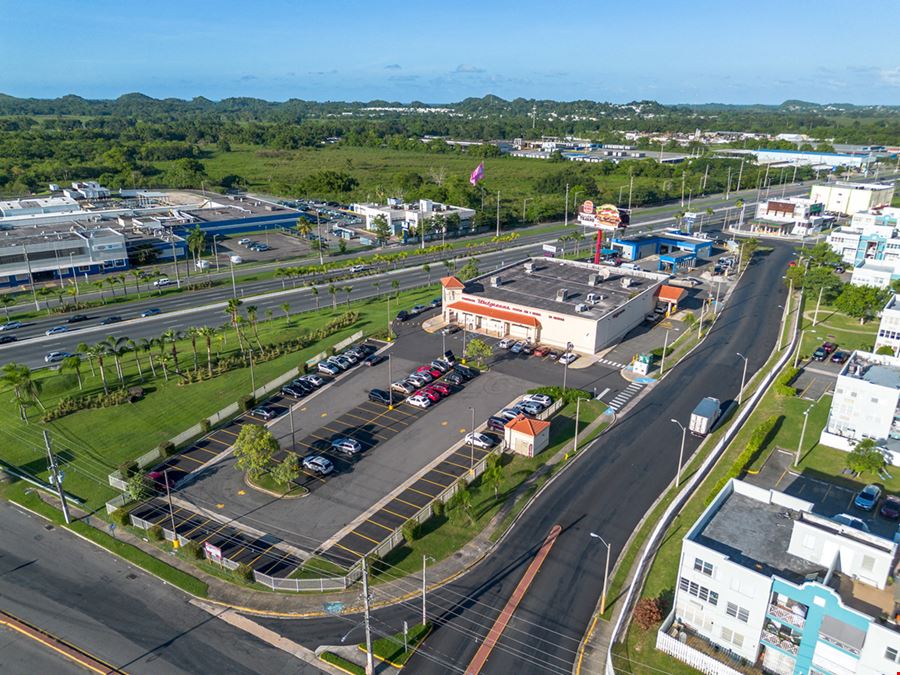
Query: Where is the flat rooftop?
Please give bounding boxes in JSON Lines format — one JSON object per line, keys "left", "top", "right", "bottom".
{"left": 461, "top": 258, "right": 665, "bottom": 319}
{"left": 693, "top": 491, "right": 822, "bottom": 584}
{"left": 843, "top": 351, "right": 900, "bottom": 389}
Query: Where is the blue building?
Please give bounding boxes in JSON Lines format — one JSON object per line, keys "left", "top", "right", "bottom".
{"left": 610, "top": 230, "right": 713, "bottom": 272}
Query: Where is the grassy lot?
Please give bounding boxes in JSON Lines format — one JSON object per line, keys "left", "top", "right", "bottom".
{"left": 364, "top": 622, "right": 431, "bottom": 667}
{"left": 374, "top": 399, "right": 606, "bottom": 580}
{"left": 0, "top": 285, "right": 436, "bottom": 511}
{"left": 319, "top": 651, "right": 365, "bottom": 675}
{"left": 290, "top": 555, "right": 348, "bottom": 580}
{"left": 797, "top": 302, "right": 879, "bottom": 356}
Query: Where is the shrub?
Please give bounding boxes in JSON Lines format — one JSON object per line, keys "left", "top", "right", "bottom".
{"left": 876, "top": 345, "right": 894, "bottom": 355}
{"left": 118, "top": 460, "right": 138, "bottom": 479}
{"left": 111, "top": 508, "right": 131, "bottom": 528}
{"left": 431, "top": 500, "right": 446, "bottom": 519}
{"left": 158, "top": 441, "right": 176, "bottom": 458}
{"left": 233, "top": 563, "right": 255, "bottom": 583}
{"left": 148, "top": 524, "right": 164, "bottom": 541}
{"left": 183, "top": 540, "right": 204, "bottom": 560}
{"left": 200, "top": 418, "right": 212, "bottom": 434}
{"left": 238, "top": 395, "right": 256, "bottom": 412}
{"left": 527, "top": 385, "right": 590, "bottom": 406}
{"left": 706, "top": 415, "right": 781, "bottom": 504}
{"left": 633, "top": 597, "right": 664, "bottom": 630}
{"left": 402, "top": 519, "right": 420, "bottom": 543}
{"left": 774, "top": 366, "right": 799, "bottom": 397}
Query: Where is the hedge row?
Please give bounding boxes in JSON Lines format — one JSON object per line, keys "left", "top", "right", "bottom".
{"left": 706, "top": 415, "right": 781, "bottom": 505}
{"left": 41, "top": 386, "right": 144, "bottom": 422}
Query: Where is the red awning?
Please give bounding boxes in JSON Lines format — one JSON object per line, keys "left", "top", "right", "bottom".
{"left": 658, "top": 285, "right": 686, "bottom": 304}
{"left": 446, "top": 300, "right": 541, "bottom": 327}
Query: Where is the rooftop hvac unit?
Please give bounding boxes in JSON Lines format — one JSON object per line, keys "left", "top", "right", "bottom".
{"left": 490, "top": 276, "right": 502, "bottom": 287}
{"left": 598, "top": 267, "right": 611, "bottom": 280}
{"left": 574, "top": 303, "right": 589, "bottom": 313}
{"left": 621, "top": 277, "right": 632, "bottom": 288}
{"left": 524, "top": 261, "right": 534, "bottom": 273}
{"left": 556, "top": 288, "right": 569, "bottom": 302}
{"left": 588, "top": 273, "right": 599, "bottom": 286}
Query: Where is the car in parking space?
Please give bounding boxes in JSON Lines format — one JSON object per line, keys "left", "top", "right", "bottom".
{"left": 395, "top": 310, "right": 410, "bottom": 322}
{"left": 486, "top": 416, "right": 508, "bottom": 433}
{"left": 45, "top": 325, "right": 68, "bottom": 336}
{"left": 406, "top": 373, "right": 429, "bottom": 387}
{"left": 510, "top": 341, "right": 524, "bottom": 354}
{"left": 329, "top": 356, "right": 351, "bottom": 370}
{"left": 822, "top": 342, "right": 838, "bottom": 354}
{"left": 44, "top": 351, "right": 72, "bottom": 363}
{"left": 830, "top": 351, "right": 849, "bottom": 364}
{"left": 354, "top": 343, "right": 377, "bottom": 357}
{"left": 237, "top": 238, "right": 252, "bottom": 246}
{"left": 514, "top": 401, "right": 543, "bottom": 417}
{"left": 413, "top": 368, "right": 435, "bottom": 382}
{"left": 559, "top": 352, "right": 578, "bottom": 365}
{"left": 430, "top": 382, "right": 451, "bottom": 396}
{"left": 289, "top": 379, "right": 315, "bottom": 394}
{"left": 464, "top": 432, "right": 496, "bottom": 449}
{"left": 854, "top": 484, "right": 882, "bottom": 511}
{"left": 407, "top": 394, "right": 431, "bottom": 409}
{"left": 331, "top": 437, "right": 363, "bottom": 455}
{"left": 833, "top": 513, "right": 870, "bottom": 532}
{"left": 546, "top": 350, "right": 560, "bottom": 360}
{"left": 533, "top": 346, "right": 551, "bottom": 357}
{"left": 368, "top": 389, "right": 393, "bottom": 406}
{"left": 521, "top": 343, "right": 534, "bottom": 355}
{"left": 430, "top": 359, "right": 449, "bottom": 373}
{"left": 879, "top": 495, "right": 900, "bottom": 519}
{"left": 454, "top": 364, "right": 478, "bottom": 380}
{"left": 523, "top": 393, "right": 553, "bottom": 408}
{"left": 364, "top": 353, "right": 386, "bottom": 367}
{"left": 441, "top": 324, "right": 460, "bottom": 335}
{"left": 498, "top": 338, "right": 515, "bottom": 349}
{"left": 419, "top": 388, "right": 441, "bottom": 403}
{"left": 0, "top": 335, "right": 16, "bottom": 344}
{"left": 141, "top": 308, "right": 161, "bottom": 317}
{"left": 250, "top": 406, "right": 277, "bottom": 421}
{"left": 497, "top": 409, "right": 519, "bottom": 422}
{"left": 340, "top": 350, "right": 359, "bottom": 365}
{"left": 100, "top": 315, "right": 123, "bottom": 325}
{"left": 146, "top": 470, "right": 176, "bottom": 491}
{"left": 302, "top": 455, "right": 334, "bottom": 476}
{"left": 444, "top": 371, "right": 464, "bottom": 386}
{"left": 812, "top": 347, "right": 827, "bottom": 361}
{"left": 282, "top": 384, "right": 308, "bottom": 398}
{"left": 645, "top": 313, "right": 661, "bottom": 323}
{"left": 430, "top": 297, "right": 442, "bottom": 308}
{"left": 66, "top": 314, "right": 89, "bottom": 324}
{"left": 418, "top": 365, "right": 442, "bottom": 378}
{"left": 318, "top": 361, "right": 340, "bottom": 376}
{"left": 411, "top": 304, "right": 427, "bottom": 315}
{"left": 0, "top": 321, "right": 22, "bottom": 331}
{"left": 391, "top": 380, "right": 417, "bottom": 395}
{"left": 301, "top": 374, "right": 326, "bottom": 387}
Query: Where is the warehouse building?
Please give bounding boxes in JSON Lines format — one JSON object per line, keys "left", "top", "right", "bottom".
{"left": 610, "top": 230, "right": 713, "bottom": 271}
{"left": 439, "top": 257, "right": 668, "bottom": 354}
{"left": 810, "top": 182, "right": 895, "bottom": 216}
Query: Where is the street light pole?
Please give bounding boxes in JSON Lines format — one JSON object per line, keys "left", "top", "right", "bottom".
{"left": 573, "top": 396, "right": 583, "bottom": 455}
{"left": 388, "top": 354, "right": 394, "bottom": 410}
{"left": 315, "top": 210, "right": 324, "bottom": 266}
{"left": 562, "top": 342, "right": 573, "bottom": 392}
{"left": 468, "top": 406, "right": 475, "bottom": 473}
{"left": 564, "top": 183, "right": 569, "bottom": 227}
{"left": 248, "top": 348, "right": 256, "bottom": 394}
{"left": 660, "top": 329, "right": 670, "bottom": 376}
{"left": 795, "top": 405, "right": 813, "bottom": 466}
{"left": 229, "top": 256, "right": 237, "bottom": 298}
{"left": 670, "top": 419, "right": 687, "bottom": 487}
{"left": 589, "top": 533, "right": 611, "bottom": 615}
{"left": 736, "top": 352, "right": 749, "bottom": 405}
{"left": 164, "top": 468, "right": 178, "bottom": 549}
{"left": 212, "top": 234, "right": 220, "bottom": 272}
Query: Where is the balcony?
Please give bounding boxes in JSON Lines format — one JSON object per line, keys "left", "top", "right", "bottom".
{"left": 767, "top": 603, "right": 806, "bottom": 629}
{"left": 761, "top": 628, "right": 799, "bottom": 656}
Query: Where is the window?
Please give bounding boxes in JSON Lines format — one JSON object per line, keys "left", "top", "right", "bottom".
{"left": 720, "top": 627, "right": 745, "bottom": 648}
{"left": 886, "top": 646, "right": 898, "bottom": 662}
{"left": 679, "top": 577, "right": 718, "bottom": 606}
{"left": 861, "top": 555, "right": 875, "bottom": 572}
{"left": 726, "top": 602, "right": 750, "bottom": 623}
{"left": 693, "top": 558, "right": 713, "bottom": 576}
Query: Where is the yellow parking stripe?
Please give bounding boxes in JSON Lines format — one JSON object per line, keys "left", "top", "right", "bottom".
{"left": 444, "top": 458, "right": 470, "bottom": 471}
{"left": 408, "top": 486, "right": 437, "bottom": 500}
{"left": 184, "top": 517, "right": 213, "bottom": 538}
{"left": 334, "top": 541, "right": 366, "bottom": 557}
{"left": 247, "top": 543, "right": 276, "bottom": 566}
{"left": 382, "top": 506, "right": 412, "bottom": 521}
{"left": 350, "top": 530, "right": 381, "bottom": 545}
{"left": 395, "top": 496, "right": 422, "bottom": 510}
{"left": 366, "top": 518, "right": 394, "bottom": 533}
{"left": 432, "top": 468, "right": 458, "bottom": 480}
{"left": 421, "top": 476, "right": 451, "bottom": 489}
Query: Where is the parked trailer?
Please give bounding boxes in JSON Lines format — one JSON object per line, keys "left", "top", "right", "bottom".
{"left": 689, "top": 397, "right": 720, "bottom": 437}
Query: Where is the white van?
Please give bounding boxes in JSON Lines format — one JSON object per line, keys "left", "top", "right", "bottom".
{"left": 153, "top": 277, "right": 175, "bottom": 287}
{"left": 229, "top": 255, "right": 243, "bottom": 264}
{"left": 195, "top": 259, "right": 210, "bottom": 270}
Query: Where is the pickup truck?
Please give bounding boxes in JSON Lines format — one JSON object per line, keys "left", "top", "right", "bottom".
{"left": 689, "top": 397, "right": 720, "bottom": 437}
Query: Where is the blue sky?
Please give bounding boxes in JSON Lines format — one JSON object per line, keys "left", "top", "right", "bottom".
{"left": 2, "top": 0, "right": 899, "bottom": 104}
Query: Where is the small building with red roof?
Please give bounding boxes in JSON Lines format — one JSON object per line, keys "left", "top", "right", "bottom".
{"left": 504, "top": 414, "right": 552, "bottom": 458}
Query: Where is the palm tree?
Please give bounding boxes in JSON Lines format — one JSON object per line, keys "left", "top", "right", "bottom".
{"left": 105, "top": 276, "right": 118, "bottom": 298}
{"left": 93, "top": 279, "right": 106, "bottom": 303}
{"left": 162, "top": 329, "right": 183, "bottom": 374}
{"left": 65, "top": 284, "right": 78, "bottom": 306}
{"left": 245, "top": 305, "right": 262, "bottom": 349}
{"left": 76, "top": 342, "right": 95, "bottom": 376}
{"left": 138, "top": 338, "right": 157, "bottom": 378}
{"left": 422, "top": 263, "right": 431, "bottom": 284}
{"left": 186, "top": 225, "right": 206, "bottom": 268}
{"left": 92, "top": 342, "right": 110, "bottom": 394}
{"left": 197, "top": 326, "right": 217, "bottom": 376}
{"left": 310, "top": 285, "right": 320, "bottom": 310}
{"left": 0, "top": 294, "right": 14, "bottom": 318}
{"left": 130, "top": 269, "right": 143, "bottom": 295}
{"left": 571, "top": 230, "right": 584, "bottom": 256}
{"left": 372, "top": 280, "right": 381, "bottom": 298}
{"left": 295, "top": 217, "right": 313, "bottom": 239}
{"left": 103, "top": 336, "right": 129, "bottom": 385}
{"left": 391, "top": 279, "right": 400, "bottom": 298}
{"left": 328, "top": 284, "right": 337, "bottom": 310}
{"left": 126, "top": 338, "right": 143, "bottom": 381}
{"left": 187, "top": 327, "right": 202, "bottom": 370}
{"left": 37, "top": 287, "right": 53, "bottom": 314}
{"left": 117, "top": 273, "right": 128, "bottom": 296}
{"left": 280, "top": 302, "right": 290, "bottom": 325}
{"left": 343, "top": 286, "right": 352, "bottom": 306}
{"left": 61, "top": 355, "right": 83, "bottom": 390}
{"left": 225, "top": 298, "right": 246, "bottom": 353}
{"left": 275, "top": 267, "right": 287, "bottom": 289}
{"left": 1, "top": 362, "right": 42, "bottom": 422}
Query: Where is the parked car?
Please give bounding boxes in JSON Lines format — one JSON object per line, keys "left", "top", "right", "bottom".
{"left": 395, "top": 310, "right": 410, "bottom": 322}
{"left": 879, "top": 495, "right": 900, "bottom": 520}
{"left": 66, "top": 314, "right": 89, "bottom": 324}
{"left": 251, "top": 406, "right": 277, "bottom": 421}
{"left": 407, "top": 394, "right": 431, "bottom": 409}
{"left": 464, "top": 432, "right": 496, "bottom": 449}
{"left": 289, "top": 378, "right": 315, "bottom": 394}
{"left": 318, "top": 361, "right": 340, "bottom": 376}
{"left": 559, "top": 352, "right": 578, "bottom": 365}
{"left": 282, "top": 384, "right": 307, "bottom": 397}
{"left": 45, "top": 325, "right": 68, "bottom": 336}
{"left": 100, "top": 315, "right": 122, "bottom": 325}
{"left": 514, "top": 402, "right": 544, "bottom": 417}
{"left": 533, "top": 346, "right": 551, "bottom": 357}
{"left": 430, "top": 297, "right": 442, "bottom": 308}
{"left": 301, "top": 374, "right": 325, "bottom": 387}
{"left": 146, "top": 470, "right": 176, "bottom": 491}
{"left": 486, "top": 416, "right": 508, "bottom": 433}
{"left": 418, "top": 365, "right": 442, "bottom": 378}
{"left": 812, "top": 347, "right": 827, "bottom": 361}
{"left": 830, "top": 351, "right": 849, "bottom": 364}
{"left": 354, "top": 343, "right": 377, "bottom": 357}
{"left": 430, "top": 382, "right": 451, "bottom": 396}
{"left": 496, "top": 409, "right": 519, "bottom": 422}
{"left": 546, "top": 350, "right": 560, "bottom": 361}
{"left": 833, "top": 513, "right": 870, "bottom": 532}
{"left": 0, "top": 335, "right": 17, "bottom": 344}
{"left": 364, "top": 353, "right": 386, "bottom": 367}
{"left": 521, "top": 343, "right": 534, "bottom": 355}
{"left": 523, "top": 393, "right": 553, "bottom": 408}
{"left": 411, "top": 304, "right": 427, "bottom": 315}
{"left": 498, "top": 338, "right": 515, "bottom": 349}
{"left": 368, "top": 389, "right": 392, "bottom": 406}
{"left": 340, "top": 350, "right": 359, "bottom": 365}
{"left": 822, "top": 342, "right": 838, "bottom": 354}
{"left": 141, "top": 308, "right": 161, "bottom": 317}
{"left": 441, "top": 324, "right": 460, "bottom": 335}
{"left": 331, "top": 355, "right": 352, "bottom": 370}
{"left": 420, "top": 388, "right": 441, "bottom": 403}
{"left": 444, "top": 372, "right": 465, "bottom": 386}
{"left": 392, "top": 380, "right": 417, "bottom": 395}
{"left": 453, "top": 364, "right": 478, "bottom": 379}
{"left": 331, "top": 437, "right": 363, "bottom": 455}
{"left": 510, "top": 341, "right": 524, "bottom": 354}
{"left": 0, "top": 321, "right": 22, "bottom": 331}
{"left": 854, "top": 484, "right": 882, "bottom": 511}
{"left": 430, "top": 359, "right": 450, "bottom": 373}
{"left": 407, "top": 373, "right": 430, "bottom": 387}
{"left": 44, "top": 351, "right": 71, "bottom": 363}
{"left": 302, "top": 455, "right": 334, "bottom": 476}
{"left": 237, "top": 238, "right": 252, "bottom": 246}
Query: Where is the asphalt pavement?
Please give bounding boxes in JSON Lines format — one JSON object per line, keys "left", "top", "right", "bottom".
{"left": 0, "top": 501, "right": 321, "bottom": 674}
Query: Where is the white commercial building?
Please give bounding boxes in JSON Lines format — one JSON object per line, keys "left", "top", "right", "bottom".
{"left": 810, "top": 183, "right": 896, "bottom": 216}
{"left": 874, "top": 294, "right": 900, "bottom": 355}
{"left": 849, "top": 261, "right": 898, "bottom": 289}
{"left": 0, "top": 195, "right": 80, "bottom": 218}
{"left": 351, "top": 199, "right": 475, "bottom": 236}
{"left": 752, "top": 197, "right": 830, "bottom": 236}
{"left": 659, "top": 479, "right": 900, "bottom": 675}
{"left": 821, "top": 350, "right": 900, "bottom": 465}
{"left": 439, "top": 258, "right": 669, "bottom": 354}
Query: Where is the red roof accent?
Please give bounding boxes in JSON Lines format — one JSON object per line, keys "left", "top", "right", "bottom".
{"left": 440, "top": 276, "right": 465, "bottom": 289}
{"left": 505, "top": 413, "right": 550, "bottom": 436}
{"left": 446, "top": 300, "right": 541, "bottom": 327}
{"left": 658, "top": 285, "right": 686, "bottom": 303}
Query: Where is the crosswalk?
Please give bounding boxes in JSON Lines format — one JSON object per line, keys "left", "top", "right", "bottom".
{"left": 607, "top": 382, "right": 645, "bottom": 412}
{"left": 596, "top": 357, "right": 627, "bottom": 369}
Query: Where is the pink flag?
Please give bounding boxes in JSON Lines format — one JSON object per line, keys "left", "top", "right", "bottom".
{"left": 469, "top": 161, "right": 485, "bottom": 186}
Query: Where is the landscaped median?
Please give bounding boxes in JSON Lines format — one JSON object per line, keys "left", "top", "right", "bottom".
{"left": 317, "top": 622, "right": 432, "bottom": 672}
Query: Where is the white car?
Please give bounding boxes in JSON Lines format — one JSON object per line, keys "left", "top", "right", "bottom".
{"left": 559, "top": 352, "right": 578, "bottom": 365}
{"left": 331, "top": 437, "right": 362, "bottom": 456}
{"left": 464, "top": 432, "right": 495, "bottom": 449}
{"left": 407, "top": 394, "right": 431, "bottom": 409}
{"left": 301, "top": 374, "right": 325, "bottom": 387}
{"left": 45, "top": 325, "right": 68, "bottom": 336}
{"left": 230, "top": 255, "right": 244, "bottom": 264}
{"left": 237, "top": 238, "right": 252, "bottom": 246}
{"left": 302, "top": 455, "right": 334, "bottom": 476}
{"left": 349, "top": 265, "right": 365, "bottom": 273}
{"left": 0, "top": 321, "right": 22, "bottom": 331}
{"left": 522, "top": 394, "right": 553, "bottom": 408}
{"left": 195, "top": 259, "right": 210, "bottom": 270}
{"left": 153, "top": 277, "right": 175, "bottom": 287}
{"left": 498, "top": 338, "right": 515, "bottom": 349}
{"left": 44, "top": 351, "right": 72, "bottom": 363}
{"left": 317, "top": 361, "right": 340, "bottom": 376}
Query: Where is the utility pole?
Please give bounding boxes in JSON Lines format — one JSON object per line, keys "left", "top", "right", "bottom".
{"left": 628, "top": 174, "right": 634, "bottom": 211}
{"left": 564, "top": 183, "right": 569, "bottom": 227}
{"left": 795, "top": 405, "right": 812, "bottom": 466}
{"left": 725, "top": 167, "right": 732, "bottom": 200}
{"left": 22, "top": 245, "right": 40, "bottom": 311}
{"left": 229, "top": 257, "right": 237, "bottom": 298}
{"left": 315, "top": 210, "right": 324, "bottom": 266}
{"left": 736, "top": 160, "right": 744, "bottom": 193}
{"left": 813, "top": 286, "right": 824, "bottom": 326}
{"left": 169, "top": 238, "right": 181, "bottom": 288}
{"left": 213, "top": 234, "right": 220, "bottom": 272}
{"left": 702, "top": 163, "right": 709, "bottom": 191}
{"left": 44, "top": 431, "right": 70, "bottom": 524}
{"left": 361, "top": 557, "right": 374, "bottom": 675}
{"left": 680, "top": 172, "right": 686, "bottom": 207}
{"left": 164, "top": 468, "right": 179, "bottom": 549}
{"left": 660, "top": 329, "right": 670, "bottom": 375}
{"left": 495, "top": 191, "right": 500, "bottom": 237}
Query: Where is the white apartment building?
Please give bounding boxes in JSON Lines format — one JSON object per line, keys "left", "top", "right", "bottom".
{"left": 820, "top": 350, "right": 900, "bottom": 464}
{"left": 659, "top": 479, "right": 900, "bottom": 675}
{"left": 810, "top": 183, "right": 895, "bottom": 216}
{"left": 849, "top": 261, "right": 898, "bottom": 289}
{"left": 826, "top": 208, "right": 900, "bottom": 268}
{"left": 874, "top": 294, "right": 900, "bottom": 355}
{"left": 351, "top": 199, "right": 475, "bottom": 236}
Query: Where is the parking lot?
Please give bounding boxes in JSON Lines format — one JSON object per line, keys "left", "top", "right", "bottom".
{"left": 748, "top": 449, "right": 898, "bottom": 540}
{"left": 215, "top": 231, "right": 316, "bottom": 264}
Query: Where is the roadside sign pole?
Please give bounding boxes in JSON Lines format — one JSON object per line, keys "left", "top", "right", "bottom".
{"left": 361, "top": 558, "right": 374, "bottom": 675}
{"left": 573, "top": 397, "right": 582, "bottom": 455}
{"left": 422, "top": 554, "right": 427, "bottom": 625}
{"left": 44, "top": 431, "right": 70, "bottom": 524}
{"left": 660, "top": 329, "right": 670, "bottom": 376}
{"left": 164, "top": 468, "right": 179, "bottom": 549}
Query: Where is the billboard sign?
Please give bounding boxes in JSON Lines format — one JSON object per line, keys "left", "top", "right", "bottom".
{"left": 204, "top": 542, "right": 223, "bottom": 562}
{"left": 582, "top": 200, "right": 595, "bottom": 215}
{"left": 542, "top": 243, "right": 558, "bottom": 257}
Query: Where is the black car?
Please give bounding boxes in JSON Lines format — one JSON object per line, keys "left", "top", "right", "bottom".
{"left": 444, "top": 371, "right": 465, "bottom": 386}
{"left": 486, "top": 416, "right": 508, "bottom": 433}
{"left": 395, "top": 310, "right": 410, "bottom": 322}
{"left": 0, "top": 335, "right": 16, "bottom": 344}
{"left": 364, "top": 354, "right": 386, "bottom": 367}
{"left": 355, "top": 343, "right": 377, "bottom": 356}
{"left": 100, "top": 315, "right": 123, "bottom": 325}
{"left": 368, "top": 388, "right": 393, "bottom": 406}
{"left": 281, "top": 384, "right": 308, "bottom": 398}
{"left": 454, "top": 364, "right": 478, "bottom": 379}
{"left": 812, "top": 347, "right": 827, "bottom": 361}
{"left": 66, "top": 314, "right": 89, "bottom": 324}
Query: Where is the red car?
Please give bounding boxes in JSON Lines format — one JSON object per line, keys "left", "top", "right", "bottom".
{"left": 418, "top": 388, "right": 441, "bottom": 402}
{"left": 430, "top": 382, "right": 451, "bottom": 396}
{"left": 417, "top": 365, "right": 443, "bottom": 378}
{"left": 424, "top": 384, "right": 445, "bottom": 399}
{"left": 533, "top": 346, "right": 551, "bottom": 357}
{"left": 822, "top": 342, "right": 838, "bottom": 354}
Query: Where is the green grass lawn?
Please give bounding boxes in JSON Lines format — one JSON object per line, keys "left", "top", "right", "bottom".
{"left": 798, "top": 303, "right": 879, "bottom": 355}
{"left": 0, "top": 285, "right": 436, "bottom": 511}
{"left": 363, "top": 622, "right": 431, "bottom": 667}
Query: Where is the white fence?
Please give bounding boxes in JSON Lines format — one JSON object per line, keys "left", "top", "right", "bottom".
{"left": 656, "top": 631, "right": 744, "bottom": 675}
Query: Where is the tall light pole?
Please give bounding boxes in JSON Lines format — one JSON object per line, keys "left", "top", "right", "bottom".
{"left": 670, "top": 418, "right": 687, "bottom": 487}
{"left": 169, "top": 237, "right": 181, "bottom": 288}
{"left": 387, "top": 354, "right": 394, "bottom": 410}
{"left": 229, "top": 256, "right": 237, "bottom": 298}
{"left": 495, "top": 190, "right": 501, "bottom": 237}
{"left": 315, "top": 210, "right": 324, "bottom": 266}
{"left": 212, "top": 234, "right": 220, "bottom": 272}
{"left": 248, "top": 348, "right": 256, "bottom": 394}
{"left": 562, "top": 342, "right": 574, "bottom": 391}
{"left": 660, "top": 329, "right": 670, "bottom": 376}
{"left": 564, "top": 183, "right": 569, "bottom": 227}
{"left": 421, "top": 554, "right": 435, "bottom": 625}
{"left": 589, "top": 532, "right": 611, "bottom": 615}
{"left": 736, "top": 352, "right": 749, "bottom": 405}
{"left": 573, "top": 396, "right": 583, "bottom": 454}
{"left": 795, "top": 404, "right": 813, "bottom": 466}
{"left": 468, "top": 406, "right": 475, "bottom": 472}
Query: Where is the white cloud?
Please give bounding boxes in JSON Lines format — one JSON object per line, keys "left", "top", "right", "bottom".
{"left": 881, "top": 66, "right": 900, "bottom": 86}
{"left": 454, "top": 64, "right": 485, "bottom": 74}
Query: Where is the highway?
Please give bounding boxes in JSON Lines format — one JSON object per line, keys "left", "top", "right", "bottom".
{"left": 258, "top": 237, "right": 794, "bottom": 674}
